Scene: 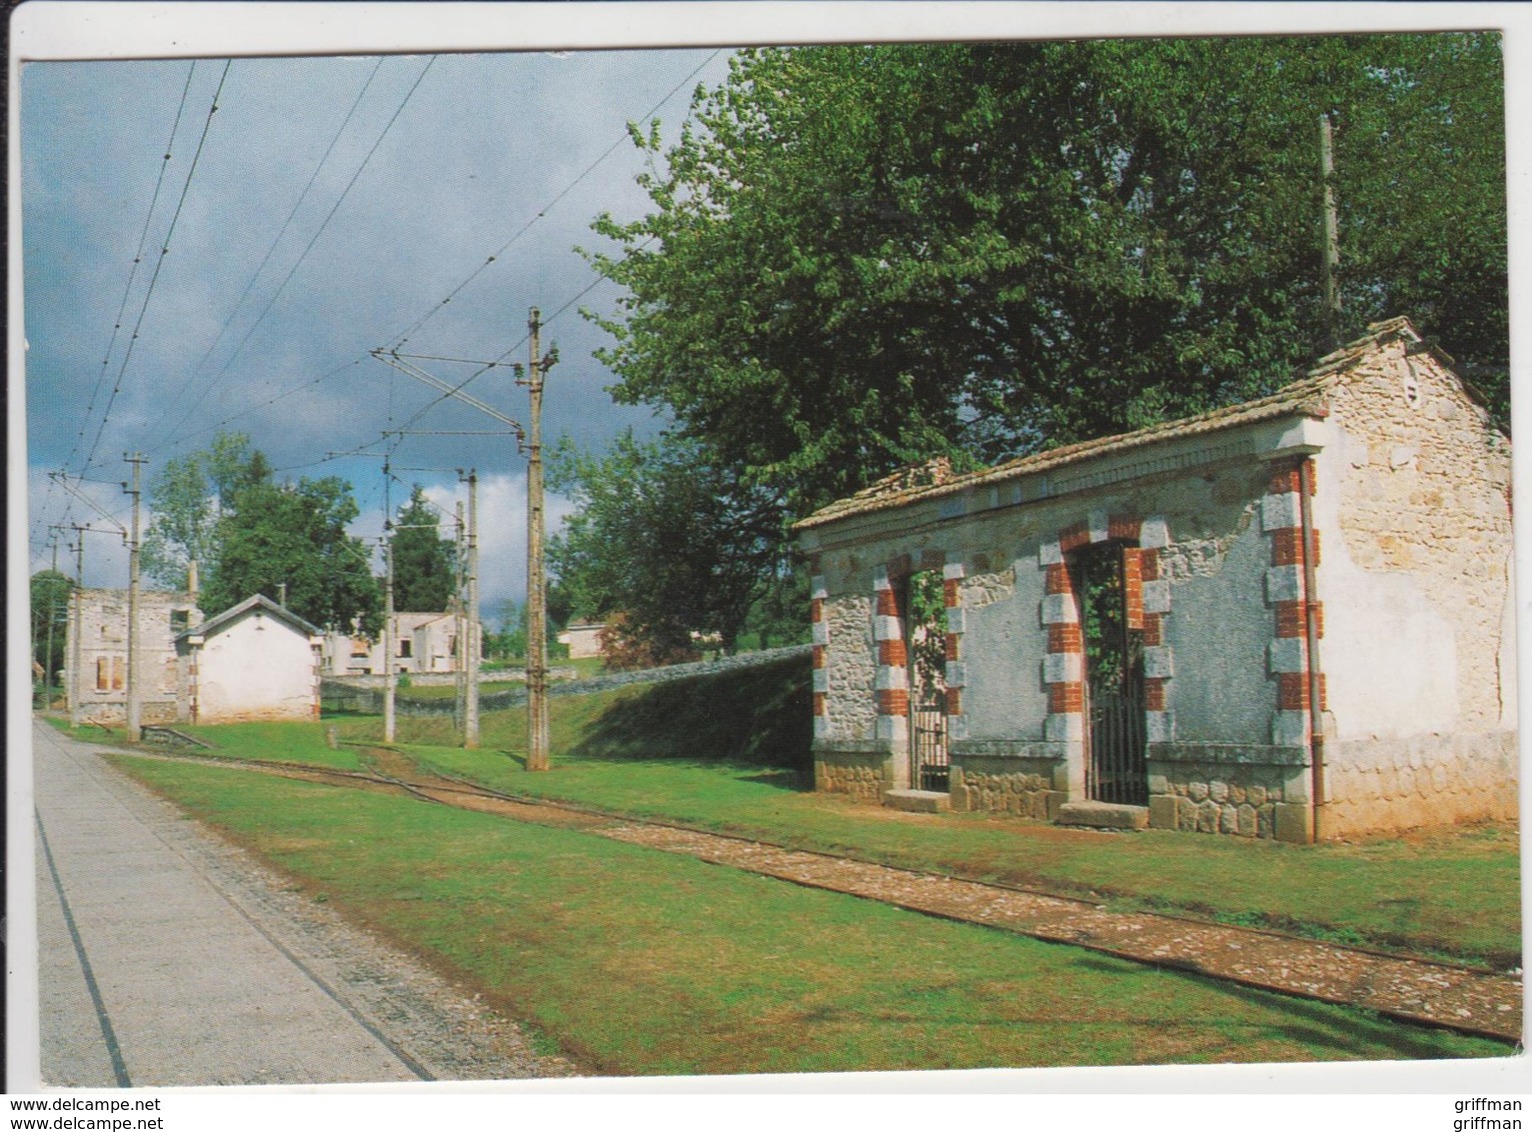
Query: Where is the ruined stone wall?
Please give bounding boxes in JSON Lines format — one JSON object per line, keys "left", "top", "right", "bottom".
{"left": 1312, "top": 341, "right": 1517, "bottom": 832}
{"left": 950, "top": 755, "right": 1063, "bottom": 819}
{"left": 1321, "top": 732, "right": 1518, "bottom": 836}
{"left": 1146, "top": 751, "right": 1313, "bottom": 842}
{"left": 1325, "top": 342, "right": 1513, "bottom": 734}
{"left": 66, "top": 589, "right": 200, "bottom": 724}
{"left": 807, "top": 459, "right": 1289, "bottom": 817}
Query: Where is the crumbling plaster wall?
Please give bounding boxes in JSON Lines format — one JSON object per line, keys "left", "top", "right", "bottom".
{"left": 1312, "top": 342, "right": 1516, "bottom": 834}
{"left": 190, "top": 611, "right": 321, "bottom": 723}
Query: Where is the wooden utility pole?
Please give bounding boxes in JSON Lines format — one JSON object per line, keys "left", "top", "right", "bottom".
{"left": 124, "top": 452, "right": 146, "bottom": 743}
{"left": 1320, "top": 112, "right": 1342, "bottom": 352}
{"left": 454, "top": 500, "right": 467, "bottom": 732}
{"left": 67, "top": 524, "right": 88, "bottom": 725}
{"left": 525, "top": 309, "right": 550, "bottom": 772}
{"left": 383, "top": 532, "right": 397, "bottom": 743}
{"left": 464, "top": 468, "right": 481, "bottom": 749}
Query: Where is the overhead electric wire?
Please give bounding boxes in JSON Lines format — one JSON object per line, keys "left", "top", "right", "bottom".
{"left": 34, "top": 61, "right": 198, "bottom": 548}
{"left": 158, "top": 55, "right": 439, "bottom": 450}
{"left": 148, "top": 356, "right": 369, "bottom": 457}
{"left": 383, "top": 49, "right": 721, "bottom": 354}
{"left": 147, "top": 50, "right": 709, "bottom": 504}
{"left": 151, "top": 57, "right": 389, "bottom": 444}
{"left": 58, "top": 49, "right": 719, "bottom": 550}
{"left": 384, "top": 236, "right": 645, "bottom": 440}
{"left": 81, "top": 60, "right": 233, "bottom": 476}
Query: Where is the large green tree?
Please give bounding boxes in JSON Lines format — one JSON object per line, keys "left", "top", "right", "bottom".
{"left": 390, "top": 485, "right": 458, "bottom": 612}
{"left": 141, "top": 432, "right": 270, "bottom": 590}
{"left": 548, "top": 432, "right": 796, "bottom": 659}
{"left": 586, "top": 34, "right": 1506, "bottom": 519}
{"left": 201, "top": 469, "right": 382, "bottom": 634}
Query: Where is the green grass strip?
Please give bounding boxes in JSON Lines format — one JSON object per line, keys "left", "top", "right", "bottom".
{"left": 116, "top": 755, "right": 1508, "bottom": 1077}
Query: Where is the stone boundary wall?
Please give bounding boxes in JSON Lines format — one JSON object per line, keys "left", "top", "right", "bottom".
{"left": 322, "top": 645, "right": 813, "bottom": 718}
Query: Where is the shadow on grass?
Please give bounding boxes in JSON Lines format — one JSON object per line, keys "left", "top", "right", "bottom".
{"left": 1071, "top": 955, "right": 1510, "bottom": 1060}
{"left": 568, "top": 654, "right": 814, "bottom": 779}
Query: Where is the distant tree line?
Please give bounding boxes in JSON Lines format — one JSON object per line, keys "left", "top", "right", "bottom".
{"left": 139, "top": 433, "right": 457, "bottom": 637}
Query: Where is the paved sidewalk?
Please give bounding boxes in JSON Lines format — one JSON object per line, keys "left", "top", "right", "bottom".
{"left": 33, "top": 720, "right": 440, "bottom": 1087}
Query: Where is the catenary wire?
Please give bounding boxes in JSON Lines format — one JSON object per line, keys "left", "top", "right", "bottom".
{"left": 151, "top": 57, "right": 389, "bottom": 443}
{"left": 157, "top": 55, "right": 439, "bottom": 451}
{"left": 34, "top": 61, "right": 199, "bottom": 547}
{"left": 383, "top": 49, "right": 721, "bottom": 354}
{"left": 81, "top": 60, "right": 233, "bottom": 475}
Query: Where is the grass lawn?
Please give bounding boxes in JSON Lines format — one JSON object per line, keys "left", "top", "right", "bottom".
{"left": 114, "top": 754, "right": 1510, "bottom": 1076}
{"left": 400, "top": 743, "right": 1523, "bottom": 968}
{"left": 137, "top": 691, "right": 1522, "bottom": 969}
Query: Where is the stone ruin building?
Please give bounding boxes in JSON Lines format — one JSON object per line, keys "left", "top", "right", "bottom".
{"left": 795, "top": 318, "right": 1516, "bottom": 842}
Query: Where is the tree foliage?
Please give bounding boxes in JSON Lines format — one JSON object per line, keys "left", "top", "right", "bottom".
{"left": 548, "top": 431, "right": 795, "bottom": 657}
{"left": 30, "top": 568, "right": 74, "bottom": 678}
{"left": 141, "top": 432, "right": 270, "bottom": 589}
{"left": 391, "top": 485, "right": 457, "bottom": 613}
{"left": 140, "top": 434, "right": 380, "bottom": 631}
{"left": 199, "top": 463, "right": 381, "bottom": 634}
{"left": 586, "top": 34, "right": 1507, "bottom": 520}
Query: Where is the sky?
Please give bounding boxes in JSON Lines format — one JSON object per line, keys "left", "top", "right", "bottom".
{"left": 15, "top": 2, "right": 1531, "bottom": 636}
{"left": 21, "top": 45, "right": 732, "bottom": 621}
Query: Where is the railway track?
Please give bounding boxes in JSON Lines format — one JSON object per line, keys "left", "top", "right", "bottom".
{"left": 110, "top": 740, "right": 1523, "bottom": 1046}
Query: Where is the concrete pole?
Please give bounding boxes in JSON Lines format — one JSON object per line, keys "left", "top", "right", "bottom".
{"left": 525, "top": 310, "right": 550, "bottom": 772}
{"left": 383, "top": 535, "right": 397, "bottom": 743}
{"left": 465, "top": 469, "right": 480, "bottom": 749}
{"left": 44, "top": 540, "right": 59, "bottom": 712}
{"left": 125, "top": 453, "right": 145, "bottom": 743}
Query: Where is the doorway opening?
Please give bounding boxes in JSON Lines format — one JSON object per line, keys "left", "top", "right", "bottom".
{"left": 1070, "top": 541, "right": 1148, "bottom": 806}
{"left": 903, "top": 569, "right": 949, "bottom": 792}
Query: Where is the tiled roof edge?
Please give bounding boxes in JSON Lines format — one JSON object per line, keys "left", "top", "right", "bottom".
{"left": 795, "top": 318, "right": 1426, "bottom": 532}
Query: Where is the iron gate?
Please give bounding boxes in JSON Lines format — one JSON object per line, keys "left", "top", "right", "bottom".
{"left": 912, "top": 692, "right": 949, "bottom": 792}
{"left": 1087, "top": 688, "right": 1147, "bottom": 805}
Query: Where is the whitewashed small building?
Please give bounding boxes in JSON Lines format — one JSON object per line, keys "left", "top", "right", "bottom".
{"left": 65, "top": 587, "right": 201, "bottom": 726}
{"left": 795, "top": 319, "right": 1516, "bottom": 842}
{"left": 176, "top": 594, "right": 323, "bottom": 723}
{"left": 558, "top": 622, "right": 609, "bottom": 660}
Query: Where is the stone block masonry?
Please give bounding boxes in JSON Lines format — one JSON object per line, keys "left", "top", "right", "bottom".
{"left": 796, "top": 319, "right": 1516, "bottom": 842}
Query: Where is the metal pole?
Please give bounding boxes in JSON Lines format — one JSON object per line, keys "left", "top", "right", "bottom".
{"left": 125, "top": 452, "right": 145, "bottom": 742}
{"left": 465, "top": 469, "right": 480, "bottom": 749}
{"left": 526, "top": 310, "right": 550, "bottom": 771}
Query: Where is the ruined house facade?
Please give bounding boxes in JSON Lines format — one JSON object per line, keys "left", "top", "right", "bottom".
{"left": 795, "top": 320, "right": 1516, "bottom": 842}
{"left": 321, "top": 612, "right": 479, "bottom": 677}
{"left": 65, "top": 587, "right": 201, "bottom": 725}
